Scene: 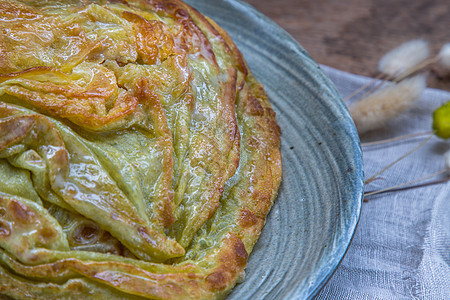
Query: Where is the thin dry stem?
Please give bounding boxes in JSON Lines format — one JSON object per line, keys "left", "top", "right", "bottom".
{"left": 362, "top": 131, "right": 434, "bottom": 147}
{"left": 365, "top": 134, "right": 433, "bottom": 184}
{"left": 393, "top": 57, "right": 438, "bottom": 82}
{"left": 356, "top": 75, "right": 393, "bottom": 102}
{"left": 365, "top": 169, "right": 449, "bottom": 197}
{"left": 344, "top": 73, "right": 386, "bottom": 103}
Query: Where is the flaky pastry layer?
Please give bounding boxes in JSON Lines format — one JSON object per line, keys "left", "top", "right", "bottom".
{"left": 0, "top": 0, "right": 282, "bottom": 299}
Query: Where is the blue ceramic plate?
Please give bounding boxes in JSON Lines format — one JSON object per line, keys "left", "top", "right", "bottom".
{"left": 185, "top": 0, "right": 365, "bottom": 298}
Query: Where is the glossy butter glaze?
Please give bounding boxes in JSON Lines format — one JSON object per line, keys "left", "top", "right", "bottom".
{"left": 0, "top": 0, "right": 281, "bottom": 299}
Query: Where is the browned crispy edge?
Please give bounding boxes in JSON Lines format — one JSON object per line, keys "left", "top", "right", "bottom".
{"left": 145, "top": 1, "right": 282, "bottom": 297}
{"left": 132, "top": 2, "right": 281, "bottom": 296}
{"left": 0, "top": 1, "right": 282, "bottom": 299}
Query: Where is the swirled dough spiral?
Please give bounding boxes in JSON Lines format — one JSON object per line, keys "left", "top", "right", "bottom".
{"left": 0, "top": 0, "right": 281, "bottom": 298}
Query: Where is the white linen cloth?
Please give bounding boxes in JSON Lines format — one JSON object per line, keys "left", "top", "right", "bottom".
{"left": 316, "top": 66, "right": 450, "bottom": 300}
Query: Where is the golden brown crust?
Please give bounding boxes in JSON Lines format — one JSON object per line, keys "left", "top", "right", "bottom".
{"left": 204, "top": 233, "right": 248, "bottom": 292}
{"left": 0, "top": 0, "right": 282, "bottom": 299}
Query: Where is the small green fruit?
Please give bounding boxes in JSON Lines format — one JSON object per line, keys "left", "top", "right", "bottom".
{"left": 433, "top": 101, "right": 450, "bottom": 139}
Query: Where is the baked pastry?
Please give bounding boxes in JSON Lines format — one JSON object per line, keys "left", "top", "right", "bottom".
{"left": 0, "top": 0, "right": 281, "bottom": 298}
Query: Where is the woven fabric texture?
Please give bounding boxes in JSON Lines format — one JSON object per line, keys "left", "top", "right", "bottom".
{"left": 317, "top": 66, "right": 450, "bottom": 300}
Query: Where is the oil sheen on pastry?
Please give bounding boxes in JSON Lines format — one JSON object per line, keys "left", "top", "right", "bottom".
{"left": 0, "top": 0, "right": 282, "bottom": 298}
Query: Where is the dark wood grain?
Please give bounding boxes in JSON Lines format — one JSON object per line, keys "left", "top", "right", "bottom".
{"left": 245, "top": 0, "right": 450, "bottom": 91}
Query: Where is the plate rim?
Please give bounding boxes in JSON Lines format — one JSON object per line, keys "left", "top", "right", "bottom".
{"left": 186, "top": 0, "right": 365, "bottom": 298}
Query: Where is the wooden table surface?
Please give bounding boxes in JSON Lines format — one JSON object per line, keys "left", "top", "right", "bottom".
{"left": 244, "top": 0, "right": 450, "bottom": 91}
